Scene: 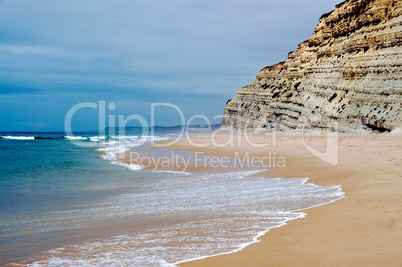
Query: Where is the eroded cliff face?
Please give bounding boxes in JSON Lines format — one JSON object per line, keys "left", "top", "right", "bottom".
{"left": 222, "top": 0, "right": 402, "bottom": 133}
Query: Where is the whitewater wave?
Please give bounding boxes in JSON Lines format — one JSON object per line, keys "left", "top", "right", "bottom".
{"left": 97, "top": 135, "right": 170, "bottom": 172}
{"left": 112, "top": 161, "right": 144, "bottom": 171}
{"left": 0, "top": 136, "right": 35, "bottom": 140}
{"left": 97, "top": 143, "right": 143, "bottom": 171}
{"left": 20, "top": 170, "right": 344, "bottom": 266}
{"left": 89, "top": 136, "right": 107, "bottom": 142}
{"left": 0, "top": 135, "right": 170, "bottom": 143}
{"left": 63, "top": 136, "right": 88, "bottom": 140}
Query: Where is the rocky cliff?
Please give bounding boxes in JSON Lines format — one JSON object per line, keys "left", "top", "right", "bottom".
{"left": 222, "top": 0, "right": 402, "bottom": 133}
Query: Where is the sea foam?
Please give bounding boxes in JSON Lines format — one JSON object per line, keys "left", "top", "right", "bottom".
{"left": 63, "top": 136, "right": 88, "bottom": 140}
{"left": 0, "top": 136, "right": 35, "bottom": 140}
{"left": 89, "top": 136, "right": 106, "bottom": 142}
{"left": 97, "top": 135, "right": 169, "bottom": 172}
{"left": 24, "top": 170, "right": 344, "bottom": 266}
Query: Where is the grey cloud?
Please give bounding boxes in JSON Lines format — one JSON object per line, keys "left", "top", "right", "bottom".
{"left": 0, "top": 0, "right": 341, "bottom": 131}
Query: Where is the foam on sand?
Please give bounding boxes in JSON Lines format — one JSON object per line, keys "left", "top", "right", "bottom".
{"left": 23, "top": 170, "right": 344, "bottom": 266}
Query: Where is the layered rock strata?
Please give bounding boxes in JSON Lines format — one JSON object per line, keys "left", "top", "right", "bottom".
{"left": 222, "top": 0, "right": 402, "bottom": 133}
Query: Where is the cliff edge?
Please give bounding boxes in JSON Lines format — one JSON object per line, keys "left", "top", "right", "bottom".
{"left": 222, "top": 0, "right": 402, "bottom": 133}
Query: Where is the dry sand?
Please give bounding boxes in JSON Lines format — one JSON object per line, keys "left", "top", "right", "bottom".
{"left": 153, "top": 133, "right": 402, "bottom": 266}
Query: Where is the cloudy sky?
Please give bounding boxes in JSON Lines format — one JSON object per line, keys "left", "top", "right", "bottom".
{"left": 0, "top": 0, "right": 341, "bottom": 132}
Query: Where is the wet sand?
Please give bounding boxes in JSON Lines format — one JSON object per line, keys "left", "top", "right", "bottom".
{"left": 155, "top": 133, "right": 402, "bottom": 266}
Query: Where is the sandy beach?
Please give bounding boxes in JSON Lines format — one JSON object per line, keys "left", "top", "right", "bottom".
{"left": 151, "top": 133, "right": 402, "bottom": 266}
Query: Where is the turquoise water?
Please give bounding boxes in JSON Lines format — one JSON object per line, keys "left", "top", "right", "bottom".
{"left": 0, "top": 131, "right": 344, "bottom": 266}
{"left": 0, "top": 132, "right": 165, "bottom": 264}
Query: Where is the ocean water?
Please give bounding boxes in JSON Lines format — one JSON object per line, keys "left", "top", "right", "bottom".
{"left": 0, "top": 131, "right": 344, "bottom": 266}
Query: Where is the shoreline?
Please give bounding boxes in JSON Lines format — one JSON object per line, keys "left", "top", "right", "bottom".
{"left": 173, "top": 180, "right": 345, "bottom": 267}
{"left": 5, "top": 133, "right": 400, "bottom": 266}
{"left": 157, "top": 133, "right": 402, "bottom": 266}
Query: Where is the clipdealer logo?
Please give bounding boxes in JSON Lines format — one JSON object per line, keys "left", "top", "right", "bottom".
{"left": 64, "top": 101, "right": 339, "bottom": 167}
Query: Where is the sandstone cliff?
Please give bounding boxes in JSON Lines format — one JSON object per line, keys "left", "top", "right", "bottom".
{"left": 222, "top": 0, "right": 402, "bottom": 133}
